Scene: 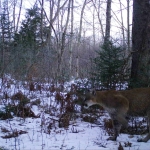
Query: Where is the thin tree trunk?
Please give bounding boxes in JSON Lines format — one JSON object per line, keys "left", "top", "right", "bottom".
{"left": 15, "top": 0, "right": 22, "bottom": 33}
{"left": 40, "top": 0, "right": 44, "bottom": 42}
{"left": 93, "top": 6, "right": 96, "bottom": 49}
{"left": 69, "top": 0, "right": 74, "bottom": 78}
{"left": 127, "top": 0, "right": 130, "bottom": 52}
{"left": 76, "top": 0, "right": 87, "bottom": 78}
{"left": 57, "top": 0, "right": 71, "bottom": 76}
{"left": 119, "top": 0, "right": 125, "bottom": 48}
{"left": 104, "top": 0, "right": 112, "bottom": 44}
{"left": 104, "top": 0, "right": 111, "bottom": 43}
{"left": 13, "top": 0, "right": 16, "bottom": 33}
{"left": 91, "top": 0, "right": 105, "bottom": 40}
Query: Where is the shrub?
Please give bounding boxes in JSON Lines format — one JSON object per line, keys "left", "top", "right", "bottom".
{"left": 91, "top": 41, "right": 129, "bottom": 90}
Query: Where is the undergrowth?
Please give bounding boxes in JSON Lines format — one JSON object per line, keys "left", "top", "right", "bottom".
{"left": 0, "top": 76, "right": 148, "bottom": 149}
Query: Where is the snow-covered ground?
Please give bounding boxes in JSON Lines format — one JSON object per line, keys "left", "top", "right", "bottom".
{"left": 0, "top": 114, "right": 149, "bottom": 150}
{"left": 0, "top": 76, "right": 149, "bottom": 150}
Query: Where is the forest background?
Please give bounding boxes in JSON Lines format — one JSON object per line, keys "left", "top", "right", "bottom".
{"left": 0, "top": 0, "right": 149, "bottom": 89}
{"left": 1, "top": 1, "right": 150, "bottom": 149}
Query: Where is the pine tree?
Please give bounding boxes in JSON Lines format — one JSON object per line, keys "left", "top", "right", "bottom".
{"left": 11, "top": 5, "right": 47, "bottom": 79}
{"left": 91, "top": 41, "right": 128, "bottom": 89}
{"left": 14, "top": 5, "right": 47, "bottom": 48}
{"left": 0, "top": 0, "right": 13, "bottom": 77}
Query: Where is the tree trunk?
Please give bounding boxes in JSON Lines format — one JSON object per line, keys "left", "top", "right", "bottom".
{"left": 92, "top": 0, "right": 105, "bottom": 40}
{"left": 92, "top": 3, "right": 96, "bottom": 49}
{"left": 13, "top": 0, "right": 16, "bottom": 32}
{"left": 131, "top": 0, "right": 150, "bottom": 87}
{"left": 57, "top": 0, "right": 71, "bottom": 77}
{"left": 40, "top": 0, "right": 44, "bottom": 43}
{"left": 104, "top": 0, "right": 112, "bottom": 44}
{"left": 69, "top": 0, "right": 74, "bottom": 78}
{"left": 119, "top": 0, "right": 125, "bottom": 48}
{"left": 15, "top": 0, "right": 23, "bottom": 33}
{"left": 127, "top": 0, "right": 130, "bottom": 52}
{"left": 76, "top": 0, "right": 87, "bottom": 78}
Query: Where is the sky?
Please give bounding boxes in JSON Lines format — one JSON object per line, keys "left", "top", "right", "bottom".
{"left": 1, "top": 0, "right": 133, "bottom": 41}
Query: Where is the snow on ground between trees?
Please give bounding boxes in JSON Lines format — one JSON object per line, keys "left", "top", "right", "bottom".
{"left": 0, "top": 76, "right": 149, "bottom": 150}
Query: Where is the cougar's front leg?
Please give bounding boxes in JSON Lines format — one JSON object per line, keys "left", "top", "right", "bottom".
{"left": 107, "top": 119, "right": 121, "bottom": 141}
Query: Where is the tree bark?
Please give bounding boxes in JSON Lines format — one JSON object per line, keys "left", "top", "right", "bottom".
{"left": 69, "top": 0, "right": 74, "bottom": 78}
{"left": 13, "top": 0, "right": 16, "bottom": 33}
{"left": 15, "top": 0, "right": 23, "bottom": 33}
{"left": 57, "top": 0, "right": 71, "bottom": 76}
{"left": 76, "top": 0, "right": 87, "bottom": 78}
{"left": 104, "top": 0, "right": 112, "bottom": 44}
{"left": 127, "top": 0, "right": 130, "bottom": 52}
{"left": 91, "top": 0, "right": 105, "bottom": 40}
{"left": 119, "top": 0, "right": 125, "bottom": 48}
{"left": 131, "top": 0, "right": 150, "bottom": 87}
{"left": 40, "top": 0, "right": 44, "bottom": 43}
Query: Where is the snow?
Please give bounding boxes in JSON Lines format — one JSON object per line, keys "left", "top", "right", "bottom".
{"left": 0, "top": 76, "right": 149, "bottom": 150}
{"left": 0, "top": 116, "right": 149, "bottom": 150}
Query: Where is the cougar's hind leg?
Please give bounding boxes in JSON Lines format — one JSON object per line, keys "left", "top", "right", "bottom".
{"left": 117, "top": 114, "right": 128, "bottom": 128}
{"left": 138, "top": 111, "right": 150, "bottom": 142}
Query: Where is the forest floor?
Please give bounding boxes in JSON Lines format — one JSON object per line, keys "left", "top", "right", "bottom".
{"left": 0, "top": 76, "right": 149, "bottom": 150}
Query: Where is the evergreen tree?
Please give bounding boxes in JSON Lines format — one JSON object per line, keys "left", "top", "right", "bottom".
{"left": 91, "top": 41, "right": 128, "bottom": 89}
{"left": 0, "top": 0, "right": 13, "bottom": 76}
{"left": 11, "top": 5, "right": 47, "bottom": 79}
{"left": 14, "top": 5, "right": 47, "bottom": 48}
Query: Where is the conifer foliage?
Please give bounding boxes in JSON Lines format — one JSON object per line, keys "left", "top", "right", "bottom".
{"left": 92, "top": 41, "right": 128, "bottom": 89}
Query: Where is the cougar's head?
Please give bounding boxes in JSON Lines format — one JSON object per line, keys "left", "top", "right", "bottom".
{"left": 83, "top": 89, "right": 97, "bottom": 109}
